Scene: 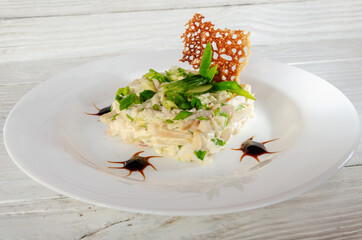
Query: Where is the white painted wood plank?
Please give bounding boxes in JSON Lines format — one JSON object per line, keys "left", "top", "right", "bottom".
{"left": 0, "top": 200, "right": 138, "bottom": 240}
{"left": 0, "top": 56, "right": 97, "bottom": 85}
{"left": 1, "top": 38, "right": 362, "bottom": 85}
{"left": 0, "top": 0, "right": 301, "bottom": 19}
{"left": 1, "top": 0, "right": 362, "bottom": 62}
{"left": 0, "top": 168, "right": 65, "bottom": 205}
{"left": 0, "top": 166, "right": 362, "bottom": 240}
{"left": 255, "top": 38, "right": 362, "bottom": 64}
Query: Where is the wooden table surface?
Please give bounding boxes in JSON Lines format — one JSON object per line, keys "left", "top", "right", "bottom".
{"left": 1, "top": 0, "right": 362, "bottom": 239}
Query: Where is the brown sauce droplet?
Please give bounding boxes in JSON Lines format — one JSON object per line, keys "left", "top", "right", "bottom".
{"left": 108, "top": 151, "right": 161, "bottom": 181}
{"left": 85, "top": 103, "right": 111, "bottom": 116}
{"left": 232, "top": 136, "right": 278, "bottom": 163}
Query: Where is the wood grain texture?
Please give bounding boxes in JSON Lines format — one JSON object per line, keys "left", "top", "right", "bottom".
{"left": 256, "top": 38, "right": 362, "bottom": 64}
{"left": 0, "top": 0, "right": 301, "bottom": 19}
{"left": 0, "top": 167, "right": 362, "bottom": 239}
{"left": 1, "top": 38, "right": 361, "bottom": 84}
{"left": 1, "top": 0, "right": 362, "bottom": 62}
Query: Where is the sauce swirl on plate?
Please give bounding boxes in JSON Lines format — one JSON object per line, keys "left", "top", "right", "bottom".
{"left": 108, "top": 151, "right": 161, "bottom": 181}
{"left": 232, "top": 136, "right": 278, "bottom": 163}
{"left": 86, "top": 103, "right": 111, "bottom": 116}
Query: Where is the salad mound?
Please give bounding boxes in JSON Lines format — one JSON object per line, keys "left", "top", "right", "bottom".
{"left": 101, "top": 42, "right": 255, "bottom": 164}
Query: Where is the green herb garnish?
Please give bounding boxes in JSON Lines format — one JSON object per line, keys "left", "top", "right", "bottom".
{"left": 199, "top": 42, "right": 217, "bottom": 82}
{"left": 212, "top": 138, "right": 226, "bottom": 146}
{"left": 197, "top": 116, "right": 208, "bottom": 120}
{"left": 165, "top": 119, "right": 174, "bottom": 123}
{"left": 231, "top": 88, "right": 255, "bottom": 100}
{"left": 203, "top": 104, "right": 211, "bottom": 110}
{"left": 115, "top": 86, "right": 130, "bottom": 98}
{"left": 110, "top": 113, "right": 119, "bottom": 121}
{"left": 205, "top": 65, "right": 218, "bottom": 81}
{"left": 173, "top": 94, "right": 186, "bottom": 105}
{"left": 161, "top": 99, "right": 178, "bottom": 110}
{"left": 165, "top": 93, "right": 192, "bottom": 110}
{"left": 139, "top": 90, "right": 156, "bottom": 102}
{"left": 152, "top": 104, "right": 160, "bottom": 110}
{"left": 177, "top": 68, "right": 187, "bottom": 76}
{"left": 178, "top": 145, "right": 183, "bottom": 150}
{"left": 220, "top": 112, "right": 229, "bottom": 126}
{"left": 211, "top": 81, "right": 255, "bottom": 100}
{"left": 179, "top": 102, "right": 192, "bottom": 110}
{"left": 164, "top": 75, "right": 209, "bottom": 95}
{"left": 115, "top": 95, "right": 123, "bottom": 103}
{"left": 185, "top": 84, "right": 213, "bottom": 95}
{"left": 163, "top": 41, "right": 259, "bottom": 104}
{"left": 177, "top": 68, "right": 194, "bottom": 78}
{"left": 174, "top": 111, "right": 192, "bottom": 120}
{"left": 126, "top": 114, "right": 134, "bottom": 121}
{"left": 118, "top": 93, "right": 140, "bottom": 110}
{"left": 236, "top": 104, "right": 245, "bottom": 111}
{"left": 214, "top": 108, "right": 229, "bottom": 126}
{"left": 144, "top": 69, "right": 171, "bottom": 83}
{"left": 194, "top": 150, "right": 206, "bottom": 160}
{"left": 191, "top": 97, "right": 202, "bottom": 110}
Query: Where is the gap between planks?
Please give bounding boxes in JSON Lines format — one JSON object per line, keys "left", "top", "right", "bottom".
{"left": 0, "top": 0, "right": 308, "bottom": 20}
{"left": 1, "top": 166, "right": 362, "bottom": 239}
{"left": 1, "top": 0, "right": 362, "bottom": 62}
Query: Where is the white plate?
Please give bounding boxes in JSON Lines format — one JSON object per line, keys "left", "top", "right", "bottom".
{"left": 4, "top": 51, "right": 360, "bottom": 216}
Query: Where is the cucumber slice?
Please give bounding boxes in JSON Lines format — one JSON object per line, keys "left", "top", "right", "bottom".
{"left": 185, "top": 84, "right": 213, "bottom": 94}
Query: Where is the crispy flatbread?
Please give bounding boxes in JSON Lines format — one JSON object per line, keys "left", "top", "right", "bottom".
{"left": 180, "top": 13, "right": 250, "bottom": 82}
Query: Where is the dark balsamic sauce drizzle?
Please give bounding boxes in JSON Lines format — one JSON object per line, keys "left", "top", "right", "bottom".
{"left": 232, "top": 136, "right": 278, "bottom": 163}
{"left": 108, "top": 151, "right": 161, "bottom": 181}
{"left": 85, "top": 103, "right": 111, "bottom": 116}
